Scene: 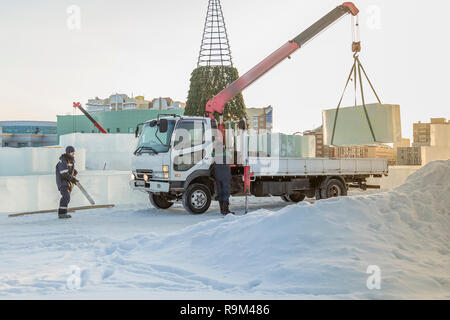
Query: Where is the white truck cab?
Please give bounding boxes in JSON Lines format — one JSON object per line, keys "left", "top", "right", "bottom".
{"left": 130, "top": 115, "right": 218, "bottom": 214}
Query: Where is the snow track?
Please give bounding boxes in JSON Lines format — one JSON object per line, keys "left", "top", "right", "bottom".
{"left": 0, "top": 161, "right": 449, "bottom": 299}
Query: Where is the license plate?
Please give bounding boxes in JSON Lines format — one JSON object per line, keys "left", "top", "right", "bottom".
{"left": 149, "top": 181, "right": 170, "bottom": 193}
{"left": 135, "top": 181, "right": 145, "bottom": 187}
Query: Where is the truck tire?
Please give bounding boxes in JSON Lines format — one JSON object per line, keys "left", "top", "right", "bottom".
{"left": 281, "top": 192, "right": 305, "bottom": 203}
{"left": 288, "top": 192, "right": 306, "bottom": 203}
{"left": 182, "top": 183, "right": 212, "bottom": 215}
{"left": 149, "top": 193, "right": 174, "bottom": 210}
{"left": 320, "top": 179, "right": 347, "bottom": 199}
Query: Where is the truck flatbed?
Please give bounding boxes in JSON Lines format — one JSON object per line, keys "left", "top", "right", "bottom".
{"left": 248, "top": 157, "right": 388, "bottom": 177}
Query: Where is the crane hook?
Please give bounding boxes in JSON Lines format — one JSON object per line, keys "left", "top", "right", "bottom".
{"left": 351, "top": 15, "right": 361, "bottom": 55}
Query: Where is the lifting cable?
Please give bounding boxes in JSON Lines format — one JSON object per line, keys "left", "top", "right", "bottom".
{"left": 330, "top": 15, "right": 382, "bottom": 146}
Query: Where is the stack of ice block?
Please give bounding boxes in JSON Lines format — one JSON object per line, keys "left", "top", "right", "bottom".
{"left": 245, "top": 133, "right": 315, "bottom": 158}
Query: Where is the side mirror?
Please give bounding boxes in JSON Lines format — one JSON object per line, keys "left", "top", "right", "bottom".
{"left": 135, "top": 126, "right": 139, "bottom": 138}
{"left": 159, "top": 119, "right": 168, "bottom": 133}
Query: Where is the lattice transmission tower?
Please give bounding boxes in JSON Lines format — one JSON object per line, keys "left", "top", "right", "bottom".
{"left": 197, "top": 0, "right": 233, "bottom": 67}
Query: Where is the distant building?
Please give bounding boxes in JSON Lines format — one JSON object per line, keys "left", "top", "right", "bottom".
{"left": 394, "top": 138, "right": 411, "bottom": 165}
{"left": 412, "top": 118, "right": 448, "bottom": 147}
{"left": 246, "top": 106, "right": 273, "bottom": 134}
{"left": 150, "top": 97, "right": 186, "bottom": 110}
{"left": 397, "top": 147, "right": 422, "bottom": 166}
{"left": 0, "top": 121, "right": 57, "bottom": 147}
{"left": 401, "top": 118, "right": 449, "bottom": 165}
{"left": 86, "top": 94, "right": 184, "bottom": 113}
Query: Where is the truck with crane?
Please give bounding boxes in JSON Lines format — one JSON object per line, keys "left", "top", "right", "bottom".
{"left": 129, "top": 2, "right": 389, "bottom": 214}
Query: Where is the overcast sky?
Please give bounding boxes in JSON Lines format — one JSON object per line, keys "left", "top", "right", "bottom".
{"left": 0, "top": 0, "right": 448, "bottom": 139}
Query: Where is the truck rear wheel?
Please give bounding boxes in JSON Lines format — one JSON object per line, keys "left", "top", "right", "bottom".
{"left": 149, "top": 193, "right": 174, "bottom": 210}
{"left": 182, "top": 183, "right": 211, "bottom": 215}
{"left": 320, "top": 179, "right": 347, "bottom": 199}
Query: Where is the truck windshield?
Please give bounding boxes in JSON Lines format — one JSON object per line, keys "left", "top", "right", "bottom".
{"left": 136, "top": 120, "right": 175, "bottom": 154}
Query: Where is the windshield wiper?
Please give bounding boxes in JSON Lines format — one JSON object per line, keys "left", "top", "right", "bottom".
{"left": 134, "top": 146, "right": 158, "bottom": 155}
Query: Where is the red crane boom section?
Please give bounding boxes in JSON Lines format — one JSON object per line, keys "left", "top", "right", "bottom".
{"left": 205, "top": 2, "right": 359, "bottom": 119}
{"left": 73, "top": 102, "right": 108, "bottom": 134}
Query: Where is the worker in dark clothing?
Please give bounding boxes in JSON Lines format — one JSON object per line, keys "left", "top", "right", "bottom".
{"left": 212, "top": 139, "right": 234, "bottom": 216}
{"left": 55, "top": 146, "right": 79, "bottom": 219}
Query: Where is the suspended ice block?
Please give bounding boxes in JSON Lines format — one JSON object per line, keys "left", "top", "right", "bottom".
{"left": 322, "top": 103, "right": 402, "bottom": 146}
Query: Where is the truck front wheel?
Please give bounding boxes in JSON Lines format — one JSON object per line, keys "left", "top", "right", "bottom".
{"left": 149, "top": 193, "right": 174, "bottom": 210}
{"left": 182, "top": 183, "right": 212, "bottom": 215}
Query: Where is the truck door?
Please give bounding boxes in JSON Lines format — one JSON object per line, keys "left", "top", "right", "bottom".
{"left": 171, "top": 120, "right": 211, "bottom": 180}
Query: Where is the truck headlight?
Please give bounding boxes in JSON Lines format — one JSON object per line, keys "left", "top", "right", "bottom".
{"left": 143, "top": 174, "right": 149, "bottom": 182}
{"left": 153, "top": 172, "right": 169, "bottom": 179}
{"left": 130, "top": 173, "right": 136, "bottom": 180}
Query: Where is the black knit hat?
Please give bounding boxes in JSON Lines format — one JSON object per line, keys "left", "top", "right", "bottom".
{"left": 66, "top": 146, "right": 75, "bottom": 154}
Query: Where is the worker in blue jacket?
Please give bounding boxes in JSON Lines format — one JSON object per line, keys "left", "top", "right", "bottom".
{"left": 56, "top": 146, "right": 78, "bottom": 219}
{"left": 212, "top": 140, "right": 234, "bottom": 216}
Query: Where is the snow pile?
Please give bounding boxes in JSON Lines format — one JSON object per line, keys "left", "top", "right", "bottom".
{"left": 0, "top": 161, "right": 448, "bottom": 299}
{"left": 117, "top": 160, "right": 448, "bottom": 298}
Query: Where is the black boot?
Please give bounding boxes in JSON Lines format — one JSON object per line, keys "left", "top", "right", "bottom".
{"left": 223, "top": 201, "right": 235, "bottom": 215}
{"left": 59, "top": 214, "right": 72, "bottom": 219}
{"left": 219, "top": 201, "right": 226, "bottom": 215}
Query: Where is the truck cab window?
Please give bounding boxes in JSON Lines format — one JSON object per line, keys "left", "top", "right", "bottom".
{"left": 136, "top": 120, "right": 176, "bottom": 154}
{"left": 174, "top": 121, "right": 205, "bottom": 150}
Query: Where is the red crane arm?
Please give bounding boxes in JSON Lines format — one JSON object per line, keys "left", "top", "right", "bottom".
{"left": 205, "top": 2, "right": 359, "bottom": 118}
{"left": 73, "top": 102, "right": 108, "bottom": 134}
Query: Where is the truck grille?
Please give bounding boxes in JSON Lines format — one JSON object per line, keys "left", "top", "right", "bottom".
{"left": 135, "top": 170, "right": 153, "bottom": 180}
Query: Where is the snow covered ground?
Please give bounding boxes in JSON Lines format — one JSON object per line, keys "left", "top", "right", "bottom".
{"left": 0, "top": 160, "right": 449, "bottom": 300}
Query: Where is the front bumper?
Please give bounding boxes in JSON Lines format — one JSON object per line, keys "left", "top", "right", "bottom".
{"left": 129, "top": 180, "right": 170, "bottom": 193}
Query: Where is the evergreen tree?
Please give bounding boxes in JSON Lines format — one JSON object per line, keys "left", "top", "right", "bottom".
{"left": 185, "top": 66, "right": 247, "bottom": 121}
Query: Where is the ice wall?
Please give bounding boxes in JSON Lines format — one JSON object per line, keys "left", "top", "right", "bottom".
{"left": 60, "top": 133, "right": 138, "bottom": 171}
{"left": 0, "top": 171, "right": 148, "bottom": 213}
{"left": 367, "top": 165, "right": 420, "bottom": 190}
{"left": 0, "top": 147, "right": 86, "bottom": 176}
{"left": 421, "top": 146, "right": 450, "bottom": 165}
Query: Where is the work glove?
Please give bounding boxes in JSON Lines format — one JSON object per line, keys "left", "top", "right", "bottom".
{"left": 71, "top": 177, "right": 79, "bottom": 184}
{"left": 74, "top": 169, "right": 78, "bottom": 177}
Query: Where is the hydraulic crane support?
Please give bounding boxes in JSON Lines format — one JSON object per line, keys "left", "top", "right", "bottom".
{"left": 205, "top": 2, "right": 359, "bottom": 118}
{"left": 73, "top": 102, "right": 108, "bottom": 134}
